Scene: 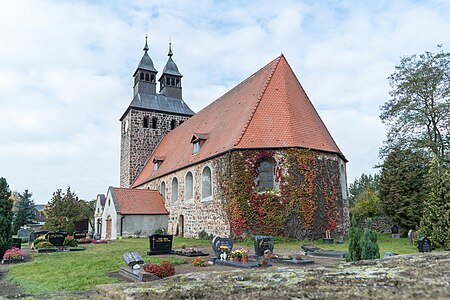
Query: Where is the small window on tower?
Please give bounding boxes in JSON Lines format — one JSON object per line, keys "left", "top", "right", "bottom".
{"left": 166, "top": 77, "right": 170, "bottom": 85}
{"left": 170, "top": 120, "right": 177, "bottom": 130}
{"left": 151, "top": 74, "right": 155, "bottom": 82}
{"left": 152, "top": 117, "right": 157, "bottom": 129}
{"left": 140, "top": 73, "right": 144, "bottom": 80}
{"left": 176, "top": 79, "right": 180, "bottom": 87}
{"left": 143, "top": 116, "right": 149, "bottom": 128}
{"left": 145, "top": 74, "right": 149, "bottom": 81}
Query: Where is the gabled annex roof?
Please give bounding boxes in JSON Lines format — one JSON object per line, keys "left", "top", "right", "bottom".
{"left": 133, "top": 55, "right": 345, "bottom": 188}
{"left": 109, "top": 187, "right": 168, "bottom": 215}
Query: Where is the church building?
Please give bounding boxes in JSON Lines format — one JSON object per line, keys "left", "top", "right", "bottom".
{"left": 96, "top": 38, "right": 350, "bottom": 240}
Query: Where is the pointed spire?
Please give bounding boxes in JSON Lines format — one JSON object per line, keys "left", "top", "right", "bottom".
{"left": 143, "top": 35, "right": 149, "bottom": 52}
{"left": 168, "top": 41, "right": 173, "bottom": 57}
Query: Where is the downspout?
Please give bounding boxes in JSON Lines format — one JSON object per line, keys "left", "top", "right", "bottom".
{"left": 120, "top": 215, "right": 125, "bottom": 237}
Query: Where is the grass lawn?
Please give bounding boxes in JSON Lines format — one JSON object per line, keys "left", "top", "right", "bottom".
{"left": 8, "top": 234, "right": 417, "bottom": 293}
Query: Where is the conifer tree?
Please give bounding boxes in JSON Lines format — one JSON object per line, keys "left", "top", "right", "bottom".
{"left": 13, "top": 189, "right": 36, "bottom": 233}
{"left": 347, "top": 216, "right": 362, "bottom": 262}
{"left": 361, "top": 218, "right": 380, "bottom": 260}
{"left": 379, "top": 147, "right": 429, "bottom": 230}
{"left": 419, "top": 156, "right": 450, "bottom": 250}
{"left": 0, "top": 178, "right": 13, "bottom": 259}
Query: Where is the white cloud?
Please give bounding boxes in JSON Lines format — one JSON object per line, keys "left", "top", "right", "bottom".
{"left": 1, "top": 0, "right": 450, "bottom": 203}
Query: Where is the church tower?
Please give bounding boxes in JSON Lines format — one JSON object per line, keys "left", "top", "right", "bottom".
{"left": 120, "top": 38, "right": 194, "bottom": 188}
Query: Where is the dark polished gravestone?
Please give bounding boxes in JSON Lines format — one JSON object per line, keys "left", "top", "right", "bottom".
{"left": 147, "top": 234, "right": 173, "bottom": 255}
{"left": 12, "top": 238, "right": 22, "bottom": 249}
{"left": 391, "top": 225, "right": 400, "bottom": 238}
{"left": 212, "top": 236, "right": 233, "bottom": 258}
{"left": 46, "top": 232, "right": 67, "bottom": 247}
{"left": 254, "top": 236, "right": 274, "bottom": 258}
{"left": 418, "top": 237, "right": 432, "bottom": 253}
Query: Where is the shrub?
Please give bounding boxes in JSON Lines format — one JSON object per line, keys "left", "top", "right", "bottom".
{"left": 34, "top": 241, "right": 55, "bottom": 249}
{"left": 347, "top": 216, "right": 362, "bottom": 262}
{"left": 143, "top": 261, "right": 175, "bottom": 278}
{"left": 197, "top": 230, "right": 213, "bottom": 240}
{"left": 154, "top": 228, "right": 165, "bottom": 235}
{"left": 64, "top": 238, "right": 79, "bottom": 247}
{"left": 31, "top": 236, "right": 47, "bottom": 250}
{"left": 192, "top": 257, "right": 205, "bottom": 267}
{"left": 3, "top": 247, "right": 24, "bottom": 260}
{"left": 361, "top": 218, "right": 380, "bottom": 260}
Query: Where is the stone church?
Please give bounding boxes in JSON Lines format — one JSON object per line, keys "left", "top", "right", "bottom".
{"left": 98, "top": 38, "right": 350, "bottom": 240}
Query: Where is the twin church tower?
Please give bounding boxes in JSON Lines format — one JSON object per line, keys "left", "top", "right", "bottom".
{"left": 120, "top": 38, "right": 194, "bottom": 188}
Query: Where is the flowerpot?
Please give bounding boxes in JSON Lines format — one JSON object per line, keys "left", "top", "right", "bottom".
{"left": 233, "top": 257, "right": 241, "bottom": 262}
{"left": 242, "top": 257, "right": 248, "bottom": 263}
{"left": 323, "top": 238, "right": 334, "bottom": 244}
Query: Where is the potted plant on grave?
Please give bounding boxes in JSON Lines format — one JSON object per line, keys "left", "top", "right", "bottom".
{"left": 2, "top": 247, "right": 25, "bottom": 264}
{"left": 241, "top": 249, "right": 249, "bottom": 263}
{"left": 323, "top": 229, "right": 334, "bottom": 244}
{"left": 231, "top": 249, "right": 242, "bottom": 261}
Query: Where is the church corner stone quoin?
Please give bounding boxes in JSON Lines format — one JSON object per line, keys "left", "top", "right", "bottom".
{"left": 119, "top": 38, "right": 350, "bottom": 240}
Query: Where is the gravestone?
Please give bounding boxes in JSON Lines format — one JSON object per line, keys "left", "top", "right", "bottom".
{"left": 211, "top": 236, "right": 233, "bottom": 258}
{"left": 46, "top": 232, "right": 66, "bottom": 247}
{"left": 418, "top": 237, "right": 432, "bottom": 253}
{"left": 122, "top": 252, "right": 144, "bottom": 266}
{"left": 17, "top": 228, "right": 33, "bottom": 239}
{"left": 147, "top": 234, "right": 173, "bottom": 255}
{"left": 73, "top": 231, "right": 87, "bottom": 239}
{"left": 254, "top": 236, "right": 274, "bottom": 257}
{"left": 12, "top": 238, "right": 22, "bottom": 249}
{"left": 391, "top": 225, "right": 400, "bottom": 238}
{"left": 408, "top": 230, "right": 418, "bottom": 245}
{"left": 29, "top": 230, "right": 49, "bottom": 246}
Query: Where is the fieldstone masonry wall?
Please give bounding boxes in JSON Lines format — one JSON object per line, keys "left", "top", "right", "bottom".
{"left": 140, "top": 154, "right": 230, "bottom": 237}
{"left": 120, "top": 108, "right": 190, "bottom": 188}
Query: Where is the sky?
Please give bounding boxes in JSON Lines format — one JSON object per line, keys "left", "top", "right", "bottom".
{"left": 1, "top": 0, "right": 450, "bottom": 204}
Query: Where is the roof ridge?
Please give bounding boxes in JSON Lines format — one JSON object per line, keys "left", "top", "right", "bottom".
{"left": 234, "top": 55, "right": 282, "bottom": 147}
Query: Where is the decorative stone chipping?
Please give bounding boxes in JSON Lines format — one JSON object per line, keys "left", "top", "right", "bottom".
{"left": 120, "top": 109, "right": 189, "bottom": 188}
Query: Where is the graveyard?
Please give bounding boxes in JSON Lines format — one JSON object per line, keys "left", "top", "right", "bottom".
{"left": 1, "top": 233, "right": 432, "bottom": 297}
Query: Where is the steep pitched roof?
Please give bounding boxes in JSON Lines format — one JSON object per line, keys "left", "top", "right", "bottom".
{"left": 133, "top": 55, "right": 345, "bottom": 188}
{"left": 110, "top": 187, "right": 168, "bottom": 215}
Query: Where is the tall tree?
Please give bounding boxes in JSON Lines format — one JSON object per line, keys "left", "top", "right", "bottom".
{"left": 13, "top": 189, "right": 36, "bottom": 233}
{"left": 419, "top": 156, "right": 450, "bottom": 250}
{"left": 379, "top": 147, "right": 429, "bottom": 230}
{"left": 0, "top": 178, "right": 13, "bottom": 259}
{"left": 380, "top": 47, "right": 450, "bottom": 159}
{"left": 43, "top": 187, "right": 93, "bottom": 234}
{"left": 348, "top": 173, "right": 381, "bottom": 211}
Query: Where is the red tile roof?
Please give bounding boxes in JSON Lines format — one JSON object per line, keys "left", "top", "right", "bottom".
{"left": 112, "top": 187, "right": 168, "bottom": 215}
{"left": 133, "top": 55, "right": 345, "bottom": 188}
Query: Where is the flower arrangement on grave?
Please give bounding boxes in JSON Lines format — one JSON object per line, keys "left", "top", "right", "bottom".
{"left": 3, "top": 247, "right": 24, "bottom": 262}
{"left": 78, "top": 237, "right": 93, "bottom": 244}
{"left": 231, "top": 249, "right": 242, "bottom": 261}
{"left": 92, "top": 239, "right": 108, "bottom": 244}
{"left": 192, "top": 257, "right": 205, "bottom": 267}
{"left": 143, "top": 261, "right": 175, "bottom": 278}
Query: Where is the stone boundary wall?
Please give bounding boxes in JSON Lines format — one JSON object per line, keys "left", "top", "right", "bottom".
{"left": 356, "top": 216, "right": 392, "bottom": 233}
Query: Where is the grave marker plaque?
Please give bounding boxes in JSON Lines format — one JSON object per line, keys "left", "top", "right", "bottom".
{"left": 418, "top": 237, "right": 432, "bottom": 253}
{"left": 73, "top": 231, "right": 87, "bottom": 239}
{"left": 17, "top": 228, "right": 33, "bottom": 239}
{"left": 147, "top": 234, "right": 173, "bottom": 255}
{"left": 122, "top": 252, "right": 144, "bottom": 266}
{"left": 12, "top": 238, "right": 22, "bottom": 249}
{"left": 212, "top": 236, "right": 233, "bottom": 258}
{"left": 46, "top": 232, "right": 66, "bottom": 247}
{"left": 254, "top": 236, "right": 274, "bottom": 257}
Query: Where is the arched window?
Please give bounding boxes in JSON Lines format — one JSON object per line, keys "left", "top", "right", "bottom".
{"left": 143, "top": 116, "right": 149, "bottom": 128}
{"left": 256, "top": 159, "right": 275, "bottom": 191}
{"left": 170, "top": 120, "right": 177, "bottom": 130}
{"left": 151, "top": 74, "right": 155, "bottom": 82}
{"left": 202, "top": 166, "right": 212, "bottom": 200}
{"left": 145, "top": 73, "right": 149, "bottom": 81}
{"left": 171, "top": 178, "right": 178, "bottom": 204}
{"left": 140, "top": 72, "right": 144, "bottom": 80}
{"left": 152, "top": 117, "right": 157, "bottom": 129}
{"left": 185, "top": 172, "right": 193, "bottom": 201}
{"left": 160, "top": 181, "right": 166, "bottom": 202}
